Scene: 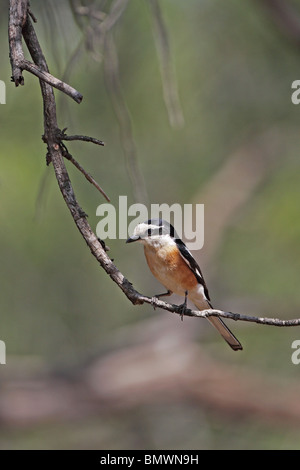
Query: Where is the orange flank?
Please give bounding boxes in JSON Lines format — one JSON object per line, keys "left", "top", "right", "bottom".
{"left": 143, "top": 242, "right": 198, "bottom": 296}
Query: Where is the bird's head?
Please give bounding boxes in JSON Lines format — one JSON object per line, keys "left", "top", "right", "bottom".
{"left": 126, "top": 219, "right": 178, "bottom": 245}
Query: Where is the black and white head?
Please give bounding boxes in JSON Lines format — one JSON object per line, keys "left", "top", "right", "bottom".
{"left": 126, "top": 219, "right": 179, "bottom": 245}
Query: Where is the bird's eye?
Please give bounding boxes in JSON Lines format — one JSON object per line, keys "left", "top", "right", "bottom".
{"left": 147, "top": 227, "right": 152, "bottom": 237}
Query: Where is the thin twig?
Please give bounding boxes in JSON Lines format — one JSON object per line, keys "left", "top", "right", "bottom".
{"left": 141, "top": 298, "right": 300, "bottom": 327}
{"left": 8, "top": 0, "right": 27, "bottom": 86}
{"left": 62, "top": 133, "right": 105, "bottom": 146}
{"left": 28, "top": 7, "right": 37, "bottom": 23}
{"left": 22, "top": 59, "right": 83, "bottom": 103}
{"left": 62, "top": 147, "right": 110, "bottom": 202}
{"left": 59, "top": 129, "right": 108, "bottom": 199}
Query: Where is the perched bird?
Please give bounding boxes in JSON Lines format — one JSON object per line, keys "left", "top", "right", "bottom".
{"left": 126, "top": 219, "right": 242, "bottom": 351}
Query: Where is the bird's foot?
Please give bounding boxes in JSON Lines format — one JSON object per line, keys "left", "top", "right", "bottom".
{"left": 151, "top": 296, "right": 158, "bottom": 310}
{"left": 151, "top": 290, "right": 171, "bottom": 310}
{"left": 178, "top": 291, "right": 188, "bottom": 321}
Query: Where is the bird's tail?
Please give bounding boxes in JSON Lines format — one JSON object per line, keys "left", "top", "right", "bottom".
{"left": 194, "top": 300, "right": 243, "bottom": 351}
{"left": 206, "top": 315, "right": 243, "bottom": 351}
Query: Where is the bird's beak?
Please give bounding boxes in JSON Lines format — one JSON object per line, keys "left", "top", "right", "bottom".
{"left": 126, "top": 235, "right": 140, "bottom": 243}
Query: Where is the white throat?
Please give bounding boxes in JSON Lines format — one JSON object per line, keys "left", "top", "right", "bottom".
{"left": 141, "top": 234, "right": 176, "bottom": 249}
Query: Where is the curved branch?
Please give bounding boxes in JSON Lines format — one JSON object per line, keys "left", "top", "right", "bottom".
{"left": 8, "top": 1, "right": 300, "bottom": 334}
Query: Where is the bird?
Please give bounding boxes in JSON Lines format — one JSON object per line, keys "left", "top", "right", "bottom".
{"left": 126, "top": 218, "right": 242, "bottom": 351}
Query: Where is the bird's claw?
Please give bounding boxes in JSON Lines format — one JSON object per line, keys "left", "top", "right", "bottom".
{"left": 151, "top": 291, "right": 171, "bottom": 311}
{"left": 178, "top": 291, "right": 188, "bottom": 321}
{"left": 151, "top": 296, "right": 158, "bottom": 310}
{"left": 178, "top": 303, "right": 186, "bottom": 321}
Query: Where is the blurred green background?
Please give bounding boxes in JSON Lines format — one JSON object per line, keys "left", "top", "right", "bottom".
{"left": 1, "top": 0, "right": 300, "bottom": 450}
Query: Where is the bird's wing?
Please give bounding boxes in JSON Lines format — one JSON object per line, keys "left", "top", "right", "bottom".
{"left": 175, "top": 238, "right": 211, "bottom": 302}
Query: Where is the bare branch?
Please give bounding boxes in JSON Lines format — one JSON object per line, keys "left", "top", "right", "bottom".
{"left": 8, "top": 0, "right": 82, "bottom": 103}
{"left": 62, "top": 147, "right": 110, "bottom": 202}
{"left": 61, "top": 130, "right": 105, "bottom": 147}
{"left": 8, "top": 1, "right": 300, "bottom": 340}
{"left": 57, "top": 129, "right": 109, "bottom": 200}
{"left": 22, "top": 59, "right": 83, "bottom": 103}
{"left": 8, "top": 0, "right": 28, "bottom": 86}
{"left": 28, "top": 6, "right": 37, "bottom": 23}
{"left": 128, "top": 294, "right": 300, "bottom": 327}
